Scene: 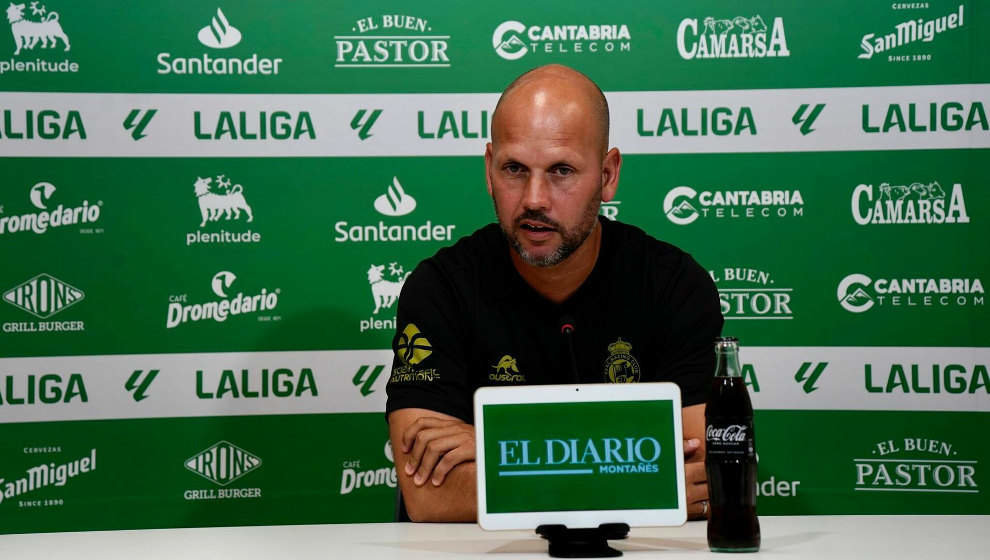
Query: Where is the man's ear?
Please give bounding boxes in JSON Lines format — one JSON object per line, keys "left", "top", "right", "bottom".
{"left": 484, "top": 142, "right": 495, "bottom": 197}
{"left": 601, "top": 148, "right": 622, "bottom": 202}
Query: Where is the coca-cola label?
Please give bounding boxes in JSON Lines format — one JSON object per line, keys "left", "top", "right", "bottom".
{"left": 706, "top": 422, "right": 755, "bottom": 458}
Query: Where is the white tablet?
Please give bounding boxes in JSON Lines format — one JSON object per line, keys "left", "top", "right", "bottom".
{"left": 474, "top": 383, "right": 686, "bottom": 531}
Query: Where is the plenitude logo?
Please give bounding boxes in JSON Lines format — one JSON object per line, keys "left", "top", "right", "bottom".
{"left": 166, "top": 270, "right": 280, "bottom": 329}
{"left": 0, "top": 181, "right": 101, "bottom": 236}
{"left": 184, "top": 441, "right": 262, "bottom": 501}
{"left": 335, "top": 15, "right": 450, "bottom": 68}
{"left": 837, "top": 273, "right": 984, "bottom": 313}
{"left": 186, "top": 174, "right": 260, "bottom": 246}
{"left": 854, "top": 437, "right": 977, "bottom": 494}
{"left": 677, "top": 15, "right": 789, "bottom": 60}
{"left": 3, "top": 273, "right": 85, "bottom": 333}
{"left": 492, "top": 20, "right": 631, "bottom": 60}
{"left": 157, "top": 7, "right": 283, "bottom": 76}
{"left": 0, "top": 1, "right": 77, "bottom": 74}
{"left": 333, "top": 178, "right": 456, "bottom": 243}
{"left": 858, "top": 4, "right": 965, "bottom": 62}
{"left": 851, "top": 181, "right": 969, "bottom": 225}
{"left": 360, "top": 262, "right": 410, "bottom": 334}
{"left": 340, "top": 440, "right": 397, "bottom": 495}
{"left": 710, "top": 267, "right": 794, "bottom": 321}
{"left": 0, "top": 449, "right": 96, "bottom": 506}
{"left": 662, "top": 186, "right": 804, "bottom": 226}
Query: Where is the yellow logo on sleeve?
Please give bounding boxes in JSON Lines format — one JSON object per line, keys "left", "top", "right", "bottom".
{"left": 396, "top": 323, "right": 433, "bottom": 365}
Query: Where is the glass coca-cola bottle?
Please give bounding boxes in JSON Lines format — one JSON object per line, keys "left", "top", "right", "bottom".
{"left": 705, "top": 337, "right": 760, "bottom": 552}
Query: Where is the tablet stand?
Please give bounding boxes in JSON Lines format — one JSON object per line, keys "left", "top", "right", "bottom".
{"left": 535, "top": 523, "right": 630, "bottom": 558}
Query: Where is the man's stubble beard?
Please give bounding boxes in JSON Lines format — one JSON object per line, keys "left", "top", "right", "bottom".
{"left": 493, "top": 189, "right": 602, "bottom": 268}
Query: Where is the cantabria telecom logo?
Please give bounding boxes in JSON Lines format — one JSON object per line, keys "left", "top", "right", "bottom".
{"left": 854, "top": 438, "right": 977, "bottom": 495}
{"left": 0, "top": 181, "right": 101, "bottom": 236}
{"left": 837, "top": 273, "right": 984, "bottom": 313}
{"left": 851, "top": 181, "right": 969, "bottom": 225}
{"left": 361, "top": 262, "right": 410, "bottom": 334}
{"left": 166, "top": 270, "right": 280, "bottom": 329}
{"left": 1, "top": 1, "right": 77, "bottom": 75}
{"left": 184, "top": 441, "right": 262, "bottom": 501}
{"left": 677, "top": 15, "right": 789, "bottom": 60}
{"left": 859, "top": 4, "right": 964, "bottom": 62}
{"left": 157, "top": 7, "right": 283, "bottom": 76}
{"left": 662, "top": 186, "right": 804, "bottom": 226}
{"left": 710, "top": 267, "right": 794, "bottom": 321}
{"left": 335, "top": 15, "right": 450, "bottom": 68}
{"left": 340, "top": 440, "right": 397, "bottom": 495}
{"left": 187, "top": 174, "right": 260, "bottom": 246}
{"left": 492, "top": 20, "right": 631, "bottom": 60}
{"left": 334, "top": 178, "right": 456, "bottom": 243}
{"left": 0, "top": 449, "right": 96, "bottom": 507}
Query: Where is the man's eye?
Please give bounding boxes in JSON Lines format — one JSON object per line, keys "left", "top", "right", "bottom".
{"left": 505, "top": 164, "right": 522, "bottom": 174}
{"left": 553, "top": 166, "right": 574, "bottom": 176}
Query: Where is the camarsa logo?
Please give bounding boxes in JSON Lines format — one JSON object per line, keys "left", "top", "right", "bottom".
{"left": 677, "top": 15, "right": 789, "bottom": 60}
{"left": 837, "top": 273, "right": 984, "bottom": 313}
{"left": 335, "top": 14, "right": 450, "bottom": 68}
{"left": 662, "top": 186, "right": 804, "bottom": 226}
{"left": 0, "top": 182, "right": 101, "bottom": 236}
{"left": 852, "top": 181, "right": 969, "bottom": 225}
{"left": 858, "top": 4, "right": 964, "bottom": 61}
{"left": 166, "top": 270, "right": 279, "bottom": 329}
{"left": 492, "top": 19, "right": 631, "bottom": 60}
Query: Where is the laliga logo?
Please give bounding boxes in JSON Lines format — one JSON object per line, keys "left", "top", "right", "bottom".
{"left": 211, "top": 270, "right": 236, "bottom": 298}
{"left": 197, "top": 7, "right": 241, "bottom": 49}
{"left": 29, "top": 181, "right": 55, "bottom": 209}
{"left": 493, "top": 21, "right": 527, "bottom": 60}
{"left": 373, "top": 177, "right": 416, "bottom": 217}
{"left": 837, "top": 274, "right": 875, "bottom": 313}
{"left": 662, "top": 186, "right": 700, "bottom": 225}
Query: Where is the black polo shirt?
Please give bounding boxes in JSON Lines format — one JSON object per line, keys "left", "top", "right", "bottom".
{"left": 385, "top": 216, "right": 723, "bottom": 424}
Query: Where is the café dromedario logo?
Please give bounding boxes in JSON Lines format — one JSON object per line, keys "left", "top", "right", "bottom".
{"left": 166, "top": 270, "right": 280, "bottom": 329}
{"left": 0, "top": 181, "right": 102, "bottom": 236}
{"left": 2, "top": 1, "right": 78, "bottom": 74}
{"left": 186, "top": 173, "right": 260, "bottom": 246}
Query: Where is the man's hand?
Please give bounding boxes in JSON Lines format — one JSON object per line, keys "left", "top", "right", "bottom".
{"left": 684, "top": 437, "right": 710, "bottom": 520}
{"left": 401, "top": 415, "right": 476, "bottom": 487}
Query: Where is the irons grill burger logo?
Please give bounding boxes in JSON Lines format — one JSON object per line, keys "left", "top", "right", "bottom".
{"left": 166, "top": 270, "right": 279, "bottom": 329}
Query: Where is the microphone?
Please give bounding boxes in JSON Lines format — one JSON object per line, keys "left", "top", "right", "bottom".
{"left": 559, "top": 315, "right": 580, "bottom": 384}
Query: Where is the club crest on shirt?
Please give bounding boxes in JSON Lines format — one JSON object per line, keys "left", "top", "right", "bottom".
{"left": 603, "top": 338, "right": 641, "bottom": 383}
{"left": 488, "top": 354, "right": 525, "bottom": 383}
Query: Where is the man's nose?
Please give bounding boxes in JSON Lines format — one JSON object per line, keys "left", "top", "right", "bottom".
{"left": 522, "top": 174, "right": 551, "bottom": 211}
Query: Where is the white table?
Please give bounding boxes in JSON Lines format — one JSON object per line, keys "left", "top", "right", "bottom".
{"left": 0, "top": 516, "right": 986, "bottom": 559}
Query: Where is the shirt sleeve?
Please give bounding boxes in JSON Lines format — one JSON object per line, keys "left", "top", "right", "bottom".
{"left": 656, "top": 252, "right": 724, "bottom": 407}
{"left": 385, "top": 259, "right": 476, "bottom": 424}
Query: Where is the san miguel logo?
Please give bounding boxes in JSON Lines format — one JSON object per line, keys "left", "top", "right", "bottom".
{"left": 0, "top": 182, "right": 101, "bottom": 236}
{"left": 851, "top": 181, "right": 969, "bottom": 225}
{"left": 166, "top": 270, "right": 279, "bottom": 329}
{"left": 677, "top": 15, "right": 789, "bottom": 60}
{"left": 662, "top": 186, "right": 804, "bottom": 226}
{"left": 335, "top": 15, "right": 450, "bottom": 68}
{"left": 837, "top": 273, "right": 984, "bottom": 313}
{"left": 2, "top": 1, "right": 78, "bottom": 74}
{"left": 157, "top": 7, "right": 283, "bottom": 76}
{"left": 710, "top": 267, "right": 793, "bottom": 321}
{"left": 854, "top": 437, "right": 977, "bottom": 494}
{"left": 186, "top": 174, "right": 260, "bottom": 246}
{"left": 0, "top": 449, "right": 96, "bottom": 506}
{"left": 492, "top": 20, "right": 631, "bottom": 60}
{"left": 858, "top": 4, "right": 964, "bottom": 61}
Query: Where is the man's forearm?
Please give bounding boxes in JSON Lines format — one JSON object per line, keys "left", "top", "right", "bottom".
{"left": 399, "top": 461, "right": 477, "bottom": 522}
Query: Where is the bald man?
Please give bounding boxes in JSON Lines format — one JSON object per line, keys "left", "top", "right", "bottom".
{"left": 386, "top": 65, "right": 723, "bottom": 522}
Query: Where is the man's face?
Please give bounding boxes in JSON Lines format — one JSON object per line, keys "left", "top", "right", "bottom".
{"left": 485, "top": 100, "right": 610, "bottom": 267}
